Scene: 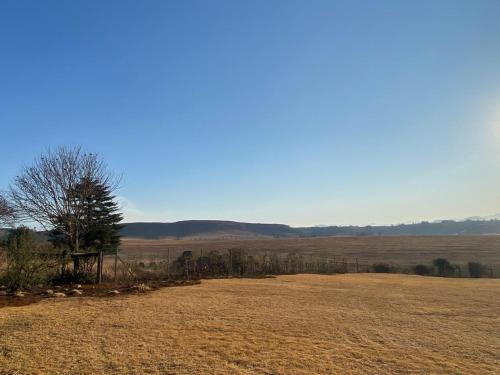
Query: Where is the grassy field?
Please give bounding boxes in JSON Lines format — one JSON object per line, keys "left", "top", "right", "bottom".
{"left": 120, "top": 235, "right": 500, "bottom": 267}
{"left": 0, "top": 274, "right": 499, "bottom": 374}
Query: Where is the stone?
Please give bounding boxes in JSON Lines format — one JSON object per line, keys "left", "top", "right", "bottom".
{"left": 108, "top": 290, "right": 120, "bottom": 295}
{"left": 14, "top": 291, "right": 25, "bottom": 297}
{"left": 75, "top": 284, "right": 83, "bottom": 289}
{"left": 53, "top": 292, "right": 66, "bottom": 298}
{"left": 70, "top": 289, "right": 83, "bottom": 296}
{"left": 45, "top": 289, "right": 54, "bottom": 296}
{"left": 131, "top": 283, "right": 151, "bottom": 293}
{"left": 0, "top": 291, "right": 8, "bottom": 296}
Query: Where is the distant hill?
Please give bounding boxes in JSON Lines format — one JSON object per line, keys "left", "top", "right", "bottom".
{"left": 120, "top": 219, "right": 500, "bottom": 239}
{"left": 120, "top": 220, "right": 297, "bottom": 239}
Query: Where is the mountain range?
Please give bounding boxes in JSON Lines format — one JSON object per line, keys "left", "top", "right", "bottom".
{"left": 120, "top": 219, "right": 500, "bottom": 239}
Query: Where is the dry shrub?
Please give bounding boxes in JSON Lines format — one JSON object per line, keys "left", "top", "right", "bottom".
{"left": 3, "top": 228, "right": 58, "bottom": 290}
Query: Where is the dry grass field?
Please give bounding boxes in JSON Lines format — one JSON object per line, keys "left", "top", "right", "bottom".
{"left": 0, "top": 274, "right": 499, "bottom": 374}
{"left": 120, "top": 235, "right": 500, "bottom": 267}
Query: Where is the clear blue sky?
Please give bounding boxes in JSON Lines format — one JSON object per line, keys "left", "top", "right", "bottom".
{"left": 1, "top": 0, "right": 500, "bottom": 226}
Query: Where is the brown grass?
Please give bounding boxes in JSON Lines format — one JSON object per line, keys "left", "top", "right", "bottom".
{"left": 0, "top": 274, "right": 499, "bottom": 374}
{"left": 120, "top": 235, "right": 500, "bottom": 266}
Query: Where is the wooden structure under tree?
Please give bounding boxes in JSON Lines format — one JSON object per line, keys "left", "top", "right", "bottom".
{"left": 71, "top": 251, "right": 104, "bottom": 284}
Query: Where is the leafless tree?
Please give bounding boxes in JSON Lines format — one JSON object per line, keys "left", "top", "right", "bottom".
{"left": 0, "top": 193, "right": 15, "bottom": 226}
{"left": 9, "top": 146, "right": 119, "bottom": 253}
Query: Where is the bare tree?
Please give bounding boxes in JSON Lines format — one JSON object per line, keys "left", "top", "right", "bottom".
{"left": 0, "top": 193, "right": 15, "bottom": 226}
{"left": 9, "top": 146, "right": 118, "bottom": 253}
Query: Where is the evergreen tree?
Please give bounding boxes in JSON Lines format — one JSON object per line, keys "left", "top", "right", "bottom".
{"left": 80, "top": 178, "right": 123, "bottom": 254}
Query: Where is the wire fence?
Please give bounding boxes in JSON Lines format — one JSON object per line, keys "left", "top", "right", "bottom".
{"left": 104, "top": 248, "right": 500, "bottom": 282}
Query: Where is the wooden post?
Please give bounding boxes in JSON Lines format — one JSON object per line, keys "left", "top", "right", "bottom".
{"left": 97, "top": 250, "right": 103, "bottom": 284}
{"left": 113, "top": 250, "right": 118, "bottom": 282}
{"left": 195, "top": 248, "right": 203, "bottom": 279}
{"left": 167, "top": 248, "right": 171, "bottom": 280}
{"left": 74, "top": 257, "right": 80, "bottom": 275}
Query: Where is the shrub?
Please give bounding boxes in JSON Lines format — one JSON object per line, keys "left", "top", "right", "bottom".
{"left": 373, "top": 263, "right": 391, "bottom": 273}
{"left": 413, "top": 264, "right": 431, "bottom": 276}
{"left": 4, "top": 227, "right": 58, "bottom": 290}
{"left": 432, "top": 258, "right": 455, "bottom": 277}
{"left": 468, "top": 262, "right": 485, "bottom": 278}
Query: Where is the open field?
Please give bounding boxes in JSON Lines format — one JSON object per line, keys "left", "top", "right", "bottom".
{"left": 0, "top": 274, "right": 499, "bottom": 374}
{"left": 120, "top": 235, "right": 500, "bottom": 267}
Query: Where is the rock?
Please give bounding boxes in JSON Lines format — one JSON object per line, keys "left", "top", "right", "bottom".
{"left": 53, "top": 292, "right": 66, "bottom": 298}
{"left": 45, "top": 289, "right": 54, "bottom": 296}
{"left": 14, "top": 291, "right": 25, "bottom": 297}
{"left": 70, "top": 289, "right": 83, "bottom": 296}
{"left": 131, "top": 283, "right": 151, "bottom": 293}
{"left": 75, "top": 284, "right": 82, "bottom": 289}
{"left": 108, "top": 290, "right": 120, "bottom": 295}
{"left": 0, "top": 291, "right": 8, "bottom": 296}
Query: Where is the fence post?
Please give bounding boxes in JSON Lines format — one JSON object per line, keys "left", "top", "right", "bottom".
{"left": 167, "top": 248, "right": 171, "bottom": 279}
{"left": 97, "top": 250, "right": 103, "bottom": 284}
{"left": 113, "top": 250, "right": 118, "bottom": 282}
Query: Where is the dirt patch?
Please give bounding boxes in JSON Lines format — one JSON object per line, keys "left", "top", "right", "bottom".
{"left": 0, "top": 279, "right": 200, "bottom": 309}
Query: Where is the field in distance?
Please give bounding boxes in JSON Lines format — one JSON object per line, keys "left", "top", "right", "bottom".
{"left": 120, "top": 235, "right": 500, "bottom": 267}
{"left": 0, "top": 274, "right": 498, "bottom": 374}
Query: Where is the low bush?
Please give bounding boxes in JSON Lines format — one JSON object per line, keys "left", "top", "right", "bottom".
{"left": 468, "top": 262, "right": 485, "bottom": 278}
{"left": 3, "top": 227, "right": 58, "bottom": 290}
{"left": 413, "top": 264, "right": 432, "bottom": 276}
{"left": 432, "top": 258, "right": 455, "bottom": 277}
{"left": 373, "top": 263, "right": 392, "bottom": 273}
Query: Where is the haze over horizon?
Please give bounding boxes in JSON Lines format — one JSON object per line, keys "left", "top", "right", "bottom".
{"left": 2, "top": 1, "right": 500, "bottom": 227}
{"left": 117, "top": 213, "right": 500, "bottom": 228}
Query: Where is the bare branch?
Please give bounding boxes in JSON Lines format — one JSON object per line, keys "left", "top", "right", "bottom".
{"left": 8, "top": 145, "right": 119, "bottom": 251}
{"left": 0, "top": 193, "right": 15, "bottom": 226}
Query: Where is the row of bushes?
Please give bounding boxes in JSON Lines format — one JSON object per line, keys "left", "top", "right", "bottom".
{"left": 372, "top": 258, "right": 492, "bottom": 278}
{"left": 138, "top": 251, "right": 496, "bottom": 280}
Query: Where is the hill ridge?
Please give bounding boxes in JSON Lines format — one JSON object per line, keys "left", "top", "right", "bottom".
{"left": 120, "top": 219, "right": 500, "bottom": 239}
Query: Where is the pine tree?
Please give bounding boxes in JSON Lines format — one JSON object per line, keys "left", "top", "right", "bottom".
{"left": 80, "top": 179, "right": 123, "bottom": 254}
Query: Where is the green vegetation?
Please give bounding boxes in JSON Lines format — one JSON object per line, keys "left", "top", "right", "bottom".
{"left": 468, "top": 262, "right": 485, "bottom": 278}
{"left": 373, "top": 263, "right": 392, "bottom": 273}
{"left": 2, "top": 228, "right": 57, "bottom": 290}
{"left": 413, "top": 264, "right": 432, "bottom": 276}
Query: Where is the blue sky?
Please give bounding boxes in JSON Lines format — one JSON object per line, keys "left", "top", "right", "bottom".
{"left": 1, "top": 0, "right": 500, "bottom": 226}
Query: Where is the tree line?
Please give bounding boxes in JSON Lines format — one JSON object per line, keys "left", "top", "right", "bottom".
{"left": 132, "top": 250, "right": 496, "bottom": 281}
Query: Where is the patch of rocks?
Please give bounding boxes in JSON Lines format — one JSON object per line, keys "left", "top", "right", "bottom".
{"left": 130, "top": 283, "right": 151, "bottom": 293}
